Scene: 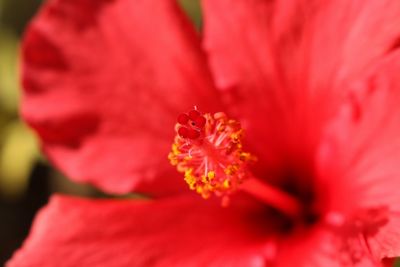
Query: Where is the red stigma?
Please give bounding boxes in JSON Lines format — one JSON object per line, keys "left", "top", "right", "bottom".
{"left": 176, "top": 109, "right": 206, "bottom": 140}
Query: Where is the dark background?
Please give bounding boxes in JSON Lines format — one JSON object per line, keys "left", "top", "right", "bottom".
{"left": 0, "top": 0, "right": 46, "bottom": 263}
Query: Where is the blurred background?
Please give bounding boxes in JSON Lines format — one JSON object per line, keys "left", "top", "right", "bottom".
{"left": 0, "top": 0, "right": 47, "bottom": 263}
{"left": 0, "top": 0, "right": 398, "bottom": 266}
{"left": 0, "top": 0, "right": 201, "bottom": 265}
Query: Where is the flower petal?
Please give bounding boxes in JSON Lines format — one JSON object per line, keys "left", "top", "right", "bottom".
{"left": 201, "top": 0, "right": 400, "bottom": 183}
{"left": 275, "top": 227, "right": 382, "bottom": 267}
{"left": 368, "top": 214, "right": 400, "bottom": 260}
{"left": 318, "top": 51, "right": 400, "bottom": 260}
{"left": 8, "top": 195, "right": 274, "bottom": 267}
{"left": 202, "top": 0, "right": 290, "bottom": 175}
{"left": 271, "top": 0, "right": 400, "bottom": 89}
{"left": 22, "top": 0, "right": 220, "bottom": 195}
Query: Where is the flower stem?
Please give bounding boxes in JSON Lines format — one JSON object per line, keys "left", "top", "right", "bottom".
{"left": 241, "top": 177, "right": 302, "bottom": 218}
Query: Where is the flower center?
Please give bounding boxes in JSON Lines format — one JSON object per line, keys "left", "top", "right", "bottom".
{"left": 168, "top": 109, "right": 255, "bottom": 205}
{"left": 169, "top": 108, "right": 303, "bottom": 218}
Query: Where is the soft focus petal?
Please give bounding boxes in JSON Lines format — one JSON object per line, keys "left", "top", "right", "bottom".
{"left": 8, "top": 195, "right": 274, "bottom": 267}
{"left": 22, "top": 0, "right": 220, "bottom": 195}
{"left": 318, "top": 51, "right": 400, "bottom": 260}
{"left": 275, "top": 227, "right": 381, "bottom": 267}
{"left": 272, "top": 0, "right": 400, "bottom": 90}
{"left": 368, "top": 214, "right": 400, "bottom": 260}
{"left": 202, "top": 0, "right": 290, "bottom": 177}
{"left": 202, "top": 0, "right": 400, "bottom": 185}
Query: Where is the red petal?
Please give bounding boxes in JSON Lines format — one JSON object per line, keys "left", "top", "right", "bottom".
{"left": 202, "top": 0, "right": 400, "bottom": 184}
{"left": 8, "top": 195, "right": 273, "bottom": 267}
{"left": 318, "top": 51, "right": 400, "bottom": 260}
{"left": 368, "top": 214, "right": 400, "bottom": 260}
{"left": 202, "top": 0, "right": 285, "bottom": 171}
{"left": 22, "top": 0, "right": 221, "bottom": 195}
{"left": 270, "top": 0, "right": 400, "bottom": 88}
{"left": 275, "top": 227, "right": 382, "bottom": 267}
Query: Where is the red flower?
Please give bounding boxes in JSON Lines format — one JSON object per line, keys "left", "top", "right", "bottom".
{"left": 8, "top": 0, "right": 400, "bottom": 266}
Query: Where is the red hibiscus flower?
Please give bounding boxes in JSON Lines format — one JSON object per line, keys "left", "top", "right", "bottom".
{"left": 8, "top": 0, "right": 400, "bottom": 266}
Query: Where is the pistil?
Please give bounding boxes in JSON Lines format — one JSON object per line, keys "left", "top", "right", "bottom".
{"left": 168, "top": 108, "right": 302, "bottom": 218}
{"left": 241, "top": 177, "right": 302, "bottom": 218}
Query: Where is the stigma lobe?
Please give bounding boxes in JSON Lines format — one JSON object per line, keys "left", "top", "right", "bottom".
{"left": 176, "top": 110, "right": 206, "bottom": 140}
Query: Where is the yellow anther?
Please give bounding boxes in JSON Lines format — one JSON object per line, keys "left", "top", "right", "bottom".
{"left": 239, "top": 152, "right": 253, "bottom": 161}
{"left": 184, "top": 169, "right": 196, "bottom": 190}
{"left": 207, "top": 171, "right": 215, "bottom": 180}
{"left": 172, "top": 143, "right": 179, "bottom": 155}
{"left": 177, "top": 163, "right": 187, "bottom": 173}
{"left": 168, "top": 153, "right": 178, "bottom": 166}
{"left": 196, "top": 186, "right": 203, "bottom": 194}
{"left": 196, "top": 187, "right": 210, "bottom": 199}
{"left": 224, "top": 164, "right": 239, "bottom": 176}
{"left": 217, "top": 125, "right": 226, "bottom": 132}
{"left": 168, "top": 144, "right": 182, "bottom": 165}
{"left": 185, "top": 168, "right": 193, "bottom": 176}
{"left": 231, "top": 129, "right": 243, "bottom": 143}
{"left": 223, "top": 179, "right": 231, "bottom": 189}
